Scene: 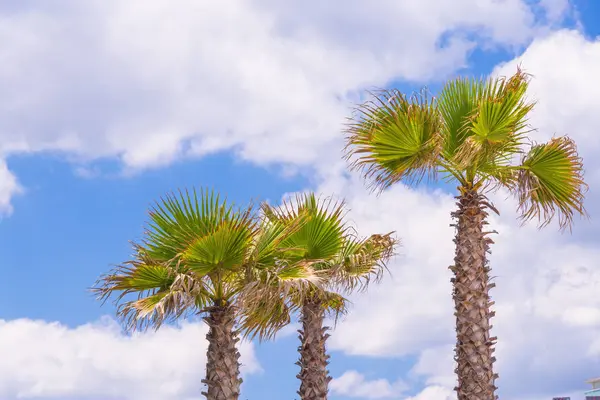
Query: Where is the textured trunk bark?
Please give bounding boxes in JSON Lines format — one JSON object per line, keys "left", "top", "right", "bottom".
{"left": 201, "top": 304, "right": 242, "bottom": 400}
{"left": 450, "top": 188, "right": 499, "bottom": 400}
{"left": 296, "top": 298, "right": 331, "bottom": 400}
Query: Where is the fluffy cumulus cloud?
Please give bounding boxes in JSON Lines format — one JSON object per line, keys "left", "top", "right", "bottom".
{"left": 404, "top": 386, "right": 456, "bottom": 400}
{"left": 0, "top": 318, "right": 259, "bottom": 400}
{"left": 330, "top": 370, "right": 408, "bottom": 399}
{"left": 324, "top": 180, "right": 457, "bottom": 357}
{"left": 330, "top": 368, "right": 455, "bottom": 400}
{"left": 0, "top": 0, "right": 567, "bottom": 211}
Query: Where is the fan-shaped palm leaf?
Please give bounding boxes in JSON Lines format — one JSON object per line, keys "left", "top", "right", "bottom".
{"left": 344, "top": 89, "right": 443, "bottom": 189}
{"left": 516, "top": 136, "right": 587, "bottom": 231}
{"left": 263, "top": 193, "right": 349, "bottom": 262}
{"left": 452, "top": 69, "right": 534, "bottom": 174}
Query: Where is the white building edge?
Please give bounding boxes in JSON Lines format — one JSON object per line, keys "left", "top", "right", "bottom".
{"left": 584, "top": 377, "right": 600, "bottom": 397}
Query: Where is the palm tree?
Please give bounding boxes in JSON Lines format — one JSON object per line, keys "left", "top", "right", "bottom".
{"left": 93, "top": 188, "right": 319, "bottom": 400}
{"left": 240, "top": 193, "right": 397, "bottom": 400}
{"left": 343, "top": 69, "right": 587, "bottom": 400}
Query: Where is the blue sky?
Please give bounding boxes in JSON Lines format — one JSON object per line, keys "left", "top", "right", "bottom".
{"left": 0, "top": 1, "right": 600, "bottom": 400}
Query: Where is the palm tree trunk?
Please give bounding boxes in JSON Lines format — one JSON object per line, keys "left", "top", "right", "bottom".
{"left": 202, "top": 304, "right": 242, "bottom": 400}
{"left": 296, "top": 298, "right": 331, "bottom": 400}
{"left": 450, "top": 188, "right": 498, "bottom": 400}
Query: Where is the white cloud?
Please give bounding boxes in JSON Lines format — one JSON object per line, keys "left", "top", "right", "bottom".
{"left": 324, "top": 180, "right": 456, "bottom": 357}
{"left": 537, "top": 0, "right": 573, "bottom": 25}
{"left": 409, "top": 345, "right": 456, "bottom": 390}
{"left": 0, "top": 0, "right": 567, "bottom": 210}
{"left": 273, "top": 322, "right": 300, "bottom": 340}
{"left": 404, "top": 386, "right": 456, "bottom": 400}
{"left": 0, "top": 159, "right": 21, "bottom": 215}
{"left": 330, "top": 375, "right": 455, "bottom": 400}
{"left": 330, "top": 370, "right": 407, "bottom": 399}
{"left": 0, "top": 317, "right": 259, "bottom": 400}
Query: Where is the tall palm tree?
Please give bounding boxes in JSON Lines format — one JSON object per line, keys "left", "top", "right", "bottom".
{"left": 93, "top": 189, "right": 318, "bottom": 400}
{"left": 343, "top": 69, "right": 587, "bottom": 400}
{"left": 240, "top": 193, "right": 397, "bottom": 400}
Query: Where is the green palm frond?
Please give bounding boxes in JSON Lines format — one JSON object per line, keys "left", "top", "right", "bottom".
{"left": 182, "top": 218, "right": 254, "bottom": 274}
{"left": 329, "top": 232, "right": 397, "bottom": 293}
{"left": 437, "top": 75, "right": 485, "bottom": 160}
{"left": 265, "top": 193, "right": 349, "bottom": 262}
{"left": 92, "top": 246, "right": 176, "bottom": 304}
{"left": 516, "top": 136, "right": 588, "bottom": 231}
{"left": 143, "top": 187, "right": 258, "bottom": 303}
{"left": 344, "top": 89, "right": 443, "bottom": 190}
{"left": 144, "top": 188, "right": 254, "bottom": 263}
{"left": 248, "top": 208, "right": 311, "bottom": 268}
{"left": 92, "top": 250, "right": 210, "bottom": 331}
{"left": 453, "top": 69, "right": 534, "bottom": 173}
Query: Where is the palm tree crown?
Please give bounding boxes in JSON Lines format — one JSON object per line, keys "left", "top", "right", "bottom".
{"left": 344, "top": 68, "right": 587, "bottom": 229}
{"left": 239, "top": 194, "right": 397, "bottom": 335}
